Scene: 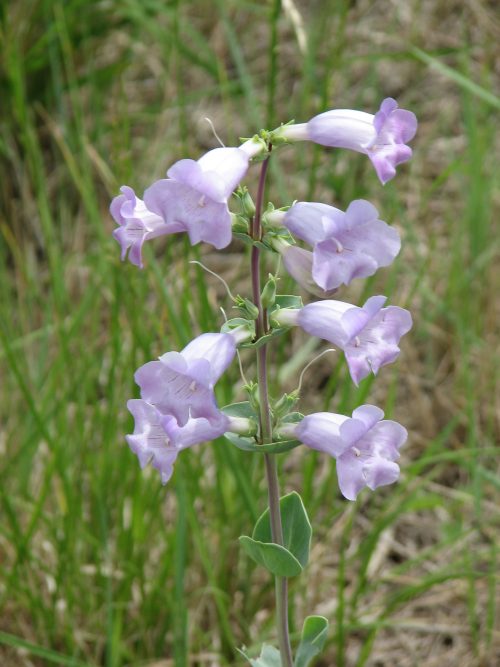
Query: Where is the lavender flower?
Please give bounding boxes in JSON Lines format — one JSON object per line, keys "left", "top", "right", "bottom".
{"left": 110, "top": 186, "right": 184, "bottom": 268}
{"left": 127, "top": 399, "right": 251, "bottom": 484}
{"left": 134, "top": 331, "right": 245, "bottom": 427}
{"left": 274, "top": 199, "right": 400, "bottom": 291}
{"left": 279, "top": 98, "right": 417, "bottom": 184}
{"left": 126, "top": 328, "right": 253, "bottom": 483}
{"left": 144, "top": 147, "right": 251, "bottom": 250}
{"left": 126, "top": 399, "right": 227, "bottom": 484}
{"left": 282, "top": 405, "right": 407, "bottom": 500}
{"left": 275, "top": 296, "right": 412, "bottom": 385}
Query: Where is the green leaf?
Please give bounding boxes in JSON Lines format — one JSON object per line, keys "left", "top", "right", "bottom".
{"left": 240, "top": 327, "right": 289, "bottom": 349}
{"left": 411, "top": 47, "right": 500, "bottom": 110}
{"left": 222, "top": 401, "right": 257, "bottom": 419}
{"left": 294, "top": 616, "right": 329, "bottom": 667}
{"left": 254, "top": 492, "right": 312, "bottom": 568}
{"left": 239, "top": 536, "right": 303, "bottom": 577}
{"left": 0, "top": 631, "right": 88, "bottom": 666}
{"left": 239, "top": 644, "right": 282, "bottom": 666}
{"left": 232, "top": 232, "right": 269, "bottom": 251}
{"left": 224, "top": 432, "right": 302, "bottom": 454}
{"left": 274, "top": 294, "right": 303, "bottom": 310}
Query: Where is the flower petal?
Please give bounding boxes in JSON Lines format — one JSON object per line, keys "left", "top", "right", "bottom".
{"left": 144, "top": 179, "right": 232, "bottom": 249}
{"left": 296, "top": 412, "right": 363, "bottom": 457}
{"left": 181, "top": 333, "right": 236, "bottom": 383}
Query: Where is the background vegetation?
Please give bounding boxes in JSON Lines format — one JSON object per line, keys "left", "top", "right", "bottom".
{"left": 1, "top": 0, "right": 499, "bottom": 665}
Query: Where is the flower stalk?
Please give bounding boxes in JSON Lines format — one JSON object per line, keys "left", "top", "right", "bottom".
{"left": 251, "top": 152, "right": 294, "bottom": 667}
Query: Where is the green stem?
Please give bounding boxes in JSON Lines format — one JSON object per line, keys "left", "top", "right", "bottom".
{"left": 251, "top": 153, "right": 294, "bottom": 667}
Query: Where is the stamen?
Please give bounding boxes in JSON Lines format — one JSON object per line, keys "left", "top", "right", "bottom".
{"left": 189, "top": 380, "right": 197, "bottom": 392}
{"left": 354, "top": 336, "right": 361, "bottom": 347}
{"left": 198, "top": 195, "right": 206, "bottom": 208}
{"left": 331, "top": 236, "right": 344, "bottom": 253}
{"left": 353, "top": 447, "right": 361, "bottom": 457}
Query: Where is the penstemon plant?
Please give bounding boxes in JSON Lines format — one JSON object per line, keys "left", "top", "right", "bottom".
{"left": 111, "top": 97, "right": 417, "bottom": 666}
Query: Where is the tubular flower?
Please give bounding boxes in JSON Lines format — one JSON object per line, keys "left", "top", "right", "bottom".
{"left": 110, "top": 186, "right": 184, "bottom": 268}
{"left": 280, "top": 199, "right": 400, "bottom": 291}
{"left": 275, "top": 296, "right": 412, "bottom": 385}
{"left": 144, "top": 147, "right": 251, "bottom": 250}
{"left": 279, "top": 98, "right": 417, "bottom": 184}
{"left": 282, "top": 405, "right": 407, "bottom": 500}
{"left": 134, "top": 331, "right": 247, "bottom": 427}
{"left": 126, "top": 399, "right": 251, "bottom": 484}
{"left": 126, "top": 328, "right": 252, "bottom": 484}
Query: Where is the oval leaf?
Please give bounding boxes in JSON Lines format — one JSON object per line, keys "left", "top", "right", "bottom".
{"left": 239, "top": 536, "right": 303, "bottom": 577}
{"left": 221, "top": 401, "right": 257, "bottom": 419}
{"left": 240, "top": 327, "right": 289, "bottom": 350}
{"left": 253, "top": 492, "right": 312, "bottom": 568}
{"left": 224, "top": 433, "right": 302, "bottom": 454}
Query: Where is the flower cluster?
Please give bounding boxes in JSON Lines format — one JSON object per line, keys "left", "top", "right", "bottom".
{"left": 113, "top": 97, "right": 416, "bottom": 500}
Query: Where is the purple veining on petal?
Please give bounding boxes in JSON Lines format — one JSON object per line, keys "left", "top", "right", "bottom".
{"left": 295, "top": 405, "right": 408, "bottom": 500}
{"left": 134, "top": 333, "right": 236, "bottom": 427}
{"left": 283, "top": 199, "right": 401, "bottom": 291}
{"left": 295, "top": 296, "right": 411, "bottom": 385}
{"left": 343, "top": 304, "right": 412, "bottom": 385}
{"left": 144, "top": 179, "right": 233, "bottom": 250}
{"left": 110, "top": 186, "right": 183, "bottom": 268}
{"left": 126, "top": 332, "right": 239, "bottom": 484}
{"left": 126, "top": 399, "right": 179, "bottom": 484}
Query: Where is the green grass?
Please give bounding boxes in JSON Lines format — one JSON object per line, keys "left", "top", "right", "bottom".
{"left": 1, "top": 1, "right": 499, "bottom": 665}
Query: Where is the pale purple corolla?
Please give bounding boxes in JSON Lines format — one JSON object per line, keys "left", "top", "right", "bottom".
{"left": 110, "top": 186, "right": 184, "bottom": 268}
{"left": 271, "top": 199, "right": 400, "bottom": 291}
{"left": 127, "top": 328, "right": 253, "bottom": 483}
{"left": 134, "top": 330, "right": 250, "bottom": 427}
{"left": 144, "top": 144, "right": 261, "bottom": 250}
{"left": 274, "top": 296, "right": 412, "bottom": 385}
{"left": 127, "top": 399, "right": 253, "bottom": 484}
{"left": 279, "top": 405, "right": 407, "bottom": 500}
{"left": 277, "top": 98, "right": 417, "bottom": 184}
{"left": 271, "top": 240, "right": 338, "bottom": 298}
{"left": 111, "top": 141, "right": 265, "bottom": 262}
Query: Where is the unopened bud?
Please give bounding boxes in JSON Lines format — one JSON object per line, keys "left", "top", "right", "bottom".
{"left": 236, "top": 296, "right": 260, "bottom": 321}
{"left": 273, "top": 391, "right": 299, "bottom": 419}
{"left": 241, "top": 191, "right": 256, "bottom": 218}
{"left": 261, "top": 275, "right": 277, "bottom": 310}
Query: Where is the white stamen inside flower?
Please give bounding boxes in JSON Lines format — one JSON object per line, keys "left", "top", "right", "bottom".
{"left": 189, "top": 380, "right": 197, "bottom": 392}
{"left": 332, "top": 237, "right": 344, "bottom": 253}
{"left": 198, "top": 195, "right": 206, "bottom": 208}
{"left": 354, "top": 336, "right": 361, "bottom": 347}
{"left": 353, "top": 446, "right": 361, "bottom": 457}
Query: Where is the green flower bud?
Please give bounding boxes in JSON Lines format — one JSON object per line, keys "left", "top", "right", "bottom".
{"left": 241, "top": 191, "right": 256, "bottom": 218}
{"left": 261, "top": 275, "right": 277, "bottom": 310}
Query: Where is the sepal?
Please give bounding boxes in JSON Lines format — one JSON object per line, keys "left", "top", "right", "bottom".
{"left": 269, "top": 119, "right": 299, "bottom": 145}
{"left": 273, "top": 391, "right": 300, "bottom": 420}
{"left": 235, "top": 295, "right": 260, "bottom": 320}
{"left": 220, "top": 317, "right": 255, "bottom": 340}
{"left": 231, "top": 213, "right": 250, "bottom": 234}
